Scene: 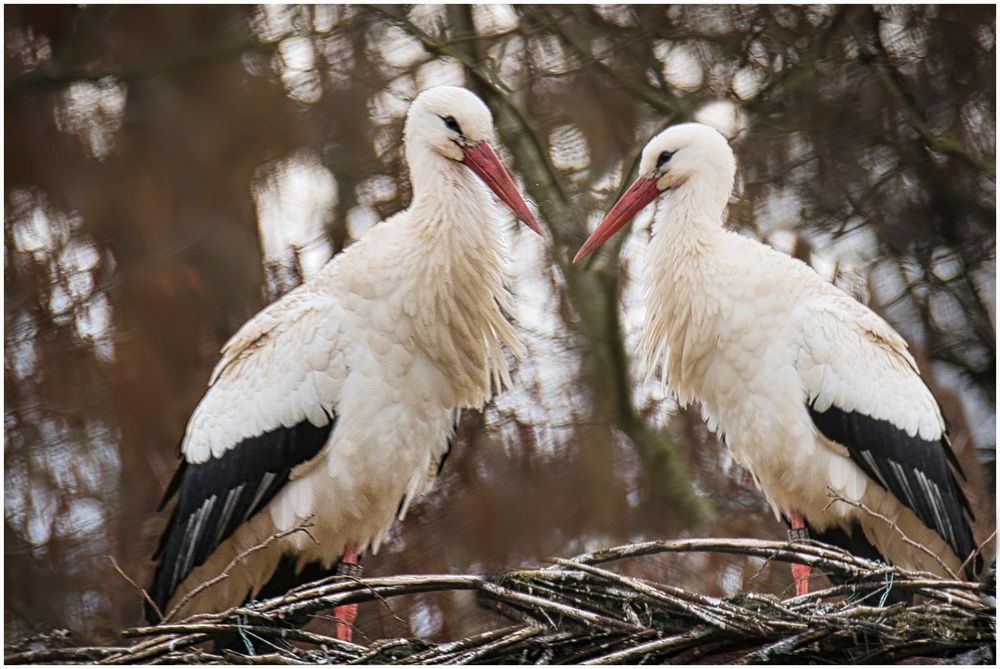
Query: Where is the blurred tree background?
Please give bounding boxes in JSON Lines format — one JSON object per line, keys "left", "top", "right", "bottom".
{"left": 4, "top": 4, "right": 995, "bottom": 647}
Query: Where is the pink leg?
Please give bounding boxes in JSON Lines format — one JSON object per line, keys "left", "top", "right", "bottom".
{"left": 789, "top": 511, "right": 811, "bottom": 596}
{"left": 334, "top": 543, "right": 360, "bottom": 642}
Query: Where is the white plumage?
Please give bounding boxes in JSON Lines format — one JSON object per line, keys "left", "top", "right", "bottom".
{"left": 150, "top": 86, "right": 540, "bottom": 624}
{"left": 575, "top": 123, "right": 978, "bottom": 591}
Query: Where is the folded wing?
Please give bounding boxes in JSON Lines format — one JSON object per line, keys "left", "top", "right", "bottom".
{"left": 796, "top": 291, "right": 978, "bottom": 577}
{"left": 149, "top": 288, "right": 345, "bottom": 618}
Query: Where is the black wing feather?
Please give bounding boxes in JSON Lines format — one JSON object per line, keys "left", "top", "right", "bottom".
{"left": 808, "top": 403, "right": 979, "bottom": 578}
{"left": 256, "top": 553, "right": 343, "bottom": 602}
{"left": 148, "top": 416, "right": 335, "bottom": 621}
{"left": 156, "top": 456, "right": 187, "bottom": 512}
{"left": 436, "top": 409, "right": 460, "bottom": 476}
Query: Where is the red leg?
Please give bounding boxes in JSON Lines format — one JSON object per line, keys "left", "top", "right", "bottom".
{"left": 334, "top": 543, "right": 360, "bottom": 642}
{"left": 789, "top": 511, "right": 811, "bottom": 596}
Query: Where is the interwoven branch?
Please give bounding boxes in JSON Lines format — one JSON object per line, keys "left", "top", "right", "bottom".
{"left": 6, "top": 539, "right": 994, "bottom": 665}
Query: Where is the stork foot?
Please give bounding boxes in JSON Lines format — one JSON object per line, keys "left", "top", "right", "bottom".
{"left": 333, "top": 543, "right": 361, "bottom": 642}
{"left": 788, "top": 511, "right": 811, "bottom": 596}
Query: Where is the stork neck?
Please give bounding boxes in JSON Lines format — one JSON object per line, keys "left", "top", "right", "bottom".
{"left": 388, "top": 144, "right": 521, "bottom": 409}
{"left": 650, "top": 177, "right": 728, "bottom": 261}
{"left": 641, "top": 177, "right": 729, "bottom": 402}
{"left": 406, "top": 146, "right": 493, "bottom": 225}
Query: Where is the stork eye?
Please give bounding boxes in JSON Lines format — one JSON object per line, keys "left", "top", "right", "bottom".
{"left": 656, "top": 150, "right": 674, "bottom": 169}
{"left": 441, "top": 116, "right": 462, "bottom": 134}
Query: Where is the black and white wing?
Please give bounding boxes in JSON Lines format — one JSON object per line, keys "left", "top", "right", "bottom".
{"left": 148, "top": 287, "right": 346, "bottom": 619}
{"left": 796, "top": 291, "right": 978, "bottom": 577}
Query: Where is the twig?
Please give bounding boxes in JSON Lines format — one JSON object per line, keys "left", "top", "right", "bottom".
{"left": 960, "top": 528, "right": 996, "bottom": 577}
{"left": 219, "top": 651, "right": 312, "bottom": 665}
{"left": 449, "top": 625, "right": 545, "bottom": 664}
{"left": 393, "top": 625, "right": 523, "bottom": 664}
{"left": 3, "top": 646, "right": 120, "bottom": 664}
{"left": 106, "top": 554, "right": 163, "bottom": 622}
{"left": 734, "top": 627, "right": 834, "bottom": 664}
{"left": 550, "top": 558, "right": 773, "bottom": 635}
{"left": 478, "top": 579, "right": 644, "bottom": 633}
{"left": 162, "top": 517, "right": 318, "bottom": 623}
{"left": 824, "top": 491, "right": 958, "bottom": 580}
{"left": 567, "top": 536, "right": 886, "bottom": 575}
{"left": 582, "top": 628, "right": 714, "bottom": 665}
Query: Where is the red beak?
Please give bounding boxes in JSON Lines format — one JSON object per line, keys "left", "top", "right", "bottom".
{"left": 573, "top": 176, "right": 660, "bottom": 263}
{"left": 462, "top": 142, "right": 542, "bottom": 234}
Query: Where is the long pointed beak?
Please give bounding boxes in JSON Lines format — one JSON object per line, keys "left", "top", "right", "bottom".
{"left": 573, "top": 176, "right": 659, "bottom": 263}
{"left": 462, "top": 142, "right": 542, "bottom": 234}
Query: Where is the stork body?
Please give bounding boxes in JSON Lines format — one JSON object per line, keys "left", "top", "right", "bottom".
{"left": 575, "top": 123, "right": 978, "bottom": 591}
{"left": 149, "top": 86, "right": 540, "bottom": 630}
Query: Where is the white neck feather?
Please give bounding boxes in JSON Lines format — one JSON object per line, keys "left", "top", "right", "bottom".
{"left": 640, "top": 177, "right": 729, "bottom": 401}
{"left": 397, "top": 146, "right": 524, "bottom": 408}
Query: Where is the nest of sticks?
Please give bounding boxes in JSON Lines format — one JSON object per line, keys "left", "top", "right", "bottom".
{"left": 7, "top": 538, "right": 995, "bottom": 665}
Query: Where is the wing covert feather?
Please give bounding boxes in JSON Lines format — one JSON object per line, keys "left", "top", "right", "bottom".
{"left": 185, "top": 287, "right": 346, "bottom": 464}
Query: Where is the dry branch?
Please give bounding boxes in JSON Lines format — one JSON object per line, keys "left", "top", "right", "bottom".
{"left": 163, "top": 518, "right": 319, "bottom": 623}
{"left": 6, "top": 539, "right": 994, "bottom": 665}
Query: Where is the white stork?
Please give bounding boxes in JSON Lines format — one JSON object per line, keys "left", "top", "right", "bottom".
{"left": 574, "top": 123, "right": 980, "bottom": 596}
{"left": 149, "top": 86, "right": 541, "bottom": 641}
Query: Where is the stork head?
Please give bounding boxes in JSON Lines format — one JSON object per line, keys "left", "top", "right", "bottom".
{"left": 574, "top": 123, "right": 736, "bottom": 262}
{"left": 405, "top": 86, "right": 541, "bottom": 233}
